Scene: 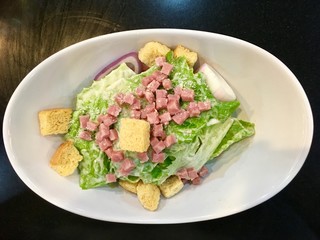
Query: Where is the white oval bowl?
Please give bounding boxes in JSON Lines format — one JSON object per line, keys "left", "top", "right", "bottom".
{"left": 3, "top": 29, "right": 313, "bottom": 223}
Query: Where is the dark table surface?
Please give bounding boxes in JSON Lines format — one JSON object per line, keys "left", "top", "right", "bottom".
{"left": 1, "top": 1, "right": 319, "bottom": 239}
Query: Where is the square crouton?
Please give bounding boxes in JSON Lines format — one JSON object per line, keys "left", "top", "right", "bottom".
{"left": 173, "top": 45, "right": 198, "bottom": 67}
{"left": 38, "top": 108, "right": 72, "bottom": 136}
{"left": 138, "top": 41, "right": 171, "bottom": 67}
{"left": 119, "top": 118, "right": 150, "bottom": 152}
{"left": 50, "top": 141, "right": 83, "bottom": 176}
{"left": 159, "top": 175, "right": 184, "bottom": 198}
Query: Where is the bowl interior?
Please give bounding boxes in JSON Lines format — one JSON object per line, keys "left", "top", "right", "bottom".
{"left": 3, "top": 29, "right": 313, "bottom": 223}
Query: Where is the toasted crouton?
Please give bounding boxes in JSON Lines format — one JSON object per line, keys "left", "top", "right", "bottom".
{"left": 50, "top": 141, "right": 83, "bottom": 176}
{"left": 136, "top": 182, "right": 160, "bottom": 211}
{"left": 159, "top": 175, "right": 184, "bottom": 198}
{"left": 38, "top": 108, "right": 72, "bottom": 136}
{"left": 119, "top": 179, "right": 139, "bottom": 194}
{"left": 138, "top": 41, "right": 171, "bottom": 67}
{"left": 173, "top": 45, "right": 198, "bottom": 67}
{"left": 119, "top": 118, "right": 150, "bottom": 152}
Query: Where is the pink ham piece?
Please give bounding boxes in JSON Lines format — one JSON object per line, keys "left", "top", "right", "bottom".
{"left": 150, "top": 137, "right": 160, "bottom": 148}
{"left": 152, "top": 140, "right": 166, "bottom": 154}
{"left": 152, "top": 152, "right": 165, "bottom": 163}
{"left": 105, "top": 173, "right": 117, "bottom": 183}
{"left": 137, "top": 152, "right": 149, "bottom": 163}
{"left": 181, "top": 89, "right": 195, "bottom": 102}
{"left": 172, "top": 110, "right": 190, "bottom": 125}
{"left": 136, "top": 86, "right": 145, "bottom": 98}
{"left": 161, "top": 62, "right": 174, "bottom": 75}
{"left": 99, "top": 138, "right": 112, "bottom": 151}
{"left": 146, "top": 111, "right": 160, "bottom": 124}
{"left": 147, "top": 80, "right": 161, "bottom": 92}
{"left": 115, "top": 93, "right": 125, "bottom": 106}
{"left": 198, "top": 166, "right": 209, "bottom": 177}
{"left": 187, "top": 102, "right": 200, "bottom": 117}
{"left": 176, "top": 168, "right": 189, "bottom": 180}
{"left": 107, "top": 105, "right": 122, "bottom": 117}
{"left": 86, "top": 121, "right": 98, "bottom": 131}
{"left": 167, "top": 99, "right": 181, "bottom": 115}
{"left": 101, "top": 114, "right": 117, "bottom": 127}
{"left": 153, "top": 70, "right": 167, "bottom": 82}
{"left": 79, "top": 115, "right": 90, "bottom": 129}
{"left": 145, "top": 90, "right": 155, "bottom": 103}
{"left": 98, "top": 123, "right": 110, "bottom": 139}
{"left": 104, "top": 148, "right": 113, "bottom": 158}
{"left": 144, "top": 103, "right": 156, "bottom": 113}
{"left": 192, "top": 177, "right": 201, "bottom": 185}
{"left": 119, "top": 158, "right": 135, "bottom": 176}
{"left": 79, "top": 130, "right": 92, "bottom": 141}
{"left": 142, "top": 75, "right": 154, "bottom": 86}
{"left": 110, "top": 150, "right": 124, "bottom": 162}
{"left": 167, "top": 94, "right": 180, "bottom": 102}
{"left": 162, "top": 79, "right": 172, "bottom": 90}
{"left": 131, "top": 110, "right": 141, "bottom": 119}
{"left": 155, "top": 97, "right": 167, "bottom": 110}
{"left": 152, "top": 124, "right": 164, "bottom": 138}
{"left": 123, "top": 93, "right": 135, "bottom": 105}
{"left": 155, "top": 89, "right": 168, "bottom": 99}
{"left": 109, "top": 129, "right": 118, "bottom": 141}
{"left": 174, "top": 86, "right": 183, "bottom": 96}
{"left": 164, "top": 134, "right": 177, "bottom": 148}
{"left": 159, "top": 112, "right": 171, "bottom": 124}
{"left": 155, "top": 56, "right": 166, "bottom": 67}
{"left": 131, "top": 98, "right": 141, "bottom": 110}
{"left": 198, "top": 100, "right": 211, "bottom": 111}
{"left": 187, "top": 167, "right": 198, "bottom": 180}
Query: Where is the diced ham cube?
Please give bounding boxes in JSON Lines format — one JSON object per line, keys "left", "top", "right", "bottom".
{"left": 174, "top": 86, "right": 183, "bottom": 96}
{"left": 104, "top": 148, "right": 113, "bottom": 158}
{"left": 147, "top": 80, "right": 161, "bottom": 92}
{"left": 167, "top": 99, "right": 181, "bottom": 115}
{"left": 172, "top": 110, "right": 190, "bottom": 125}
{"left": 162, "top": 79, "right": 172, "bottom": 90}
{"left": 159, "top": 112, "right": 171, "bottom": 123}
{"left": 156, "top": 89, "right": 168, "bottom": 99}
{"left": 198, "top": 100, "right": 211, "bottom": 111}
{"left": 79, "top": 130, "right": 92, "bottom": 141}
{"left": 137, "top": 152, "right": 149, "bottom": 163}
{"left": 115, "top": 93, "right": 125, "bottom": 106}
{"left": 152, "top": 140, "right": 166, "bottom": 154}
{"left": 153, "top": 70, "right": 167, "bottom": 82}
{"left": 98, "top": 138, "right": 112, "bottom": 151}
{"left": 144, "top": 102, "right": 156, "bottom": 113}
{"left": 167, "top": 94, "right": 180, "bottom": 101}
{"left": 150, "top": 137, "right": 160, "bottom": 148}
{"left": 105, "top": 173, "right": 117, "bottom": 183}
{"left": 123, "top": 93, "right": 135, "bottom": 105}
{"left": 164, "top": 134, "right": 177, "bottom": 147}
{"left": 142, "top": 76, "right": 154, "bottom": 86}
{"left": 79, "top": 115, "right": 90, "bottom": 129}
{"left": 192, "top": 177, "right": 201, "bottom": 185}
{"left": 86, "top": 121, "right": 98, "bottom": 131}
{"left": 187, "top": 167, "right": 198, "bottom": 180}
{"left": 109, "top": 129, "right": 118, "bottom": 141}
{"left": 161, "top": 62, "right": 174, "bottom": 75}
{"left": 119, "top": 158, "right": 135, "bottom": 176}
{"left": 155, "top": 56, "right": 166, "bottom": 67}
{"left": 136, "top": 86, "right": 145, "bottom": 98}
{"left": 107, "top": 104, "right": 122, "bottom": 117}
{"left": 146, "top": 111, "right": 160, "bottom": 124}
{"left": 101, "top": 114, "right": 117, "bottom": 126}
{"left": 156, "top": 97, "right": 168, "bottom": 110}
{"left": 145, "top": 90, "right": 155, "bottom": 103}
{"left": 198, "top": 166, "right": 209, "bottom": 177}
{"left": 98, "top": 123, "right": 110, "bottom": 139}
{"left": 152, "top": 152, "right": 165, "bottom": 163}
{"left": 152, "top": 124, "right": 164, "bottom": 138}
{"left": 131, "top": 110, "right": 141, "bottom": 119}
{"left": 187, "top": 102, "right": 200, "bottom": 117}
{"left": 110, "top": 150, "right": 124, "bottom": 162}
{"left": 181, "top": 89, "right": 195, "bottom": 102}
{"left": 176, "top": 168, "right": 189, "bottom": 180}
{"left": 131, "top": 98, "right": 141, "bottom": 110}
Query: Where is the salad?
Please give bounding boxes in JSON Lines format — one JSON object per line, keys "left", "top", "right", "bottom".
{"left": 44, "top": 42, "right": 255, "bottom": 211}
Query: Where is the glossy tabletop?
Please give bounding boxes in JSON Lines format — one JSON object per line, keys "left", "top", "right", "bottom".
{"left": 0, "top": 1, "right": 319, "bottom": 239}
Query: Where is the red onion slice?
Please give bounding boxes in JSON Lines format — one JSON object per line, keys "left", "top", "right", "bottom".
{"left": 94, "top": 52, "right": 142, "bottom": 80}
